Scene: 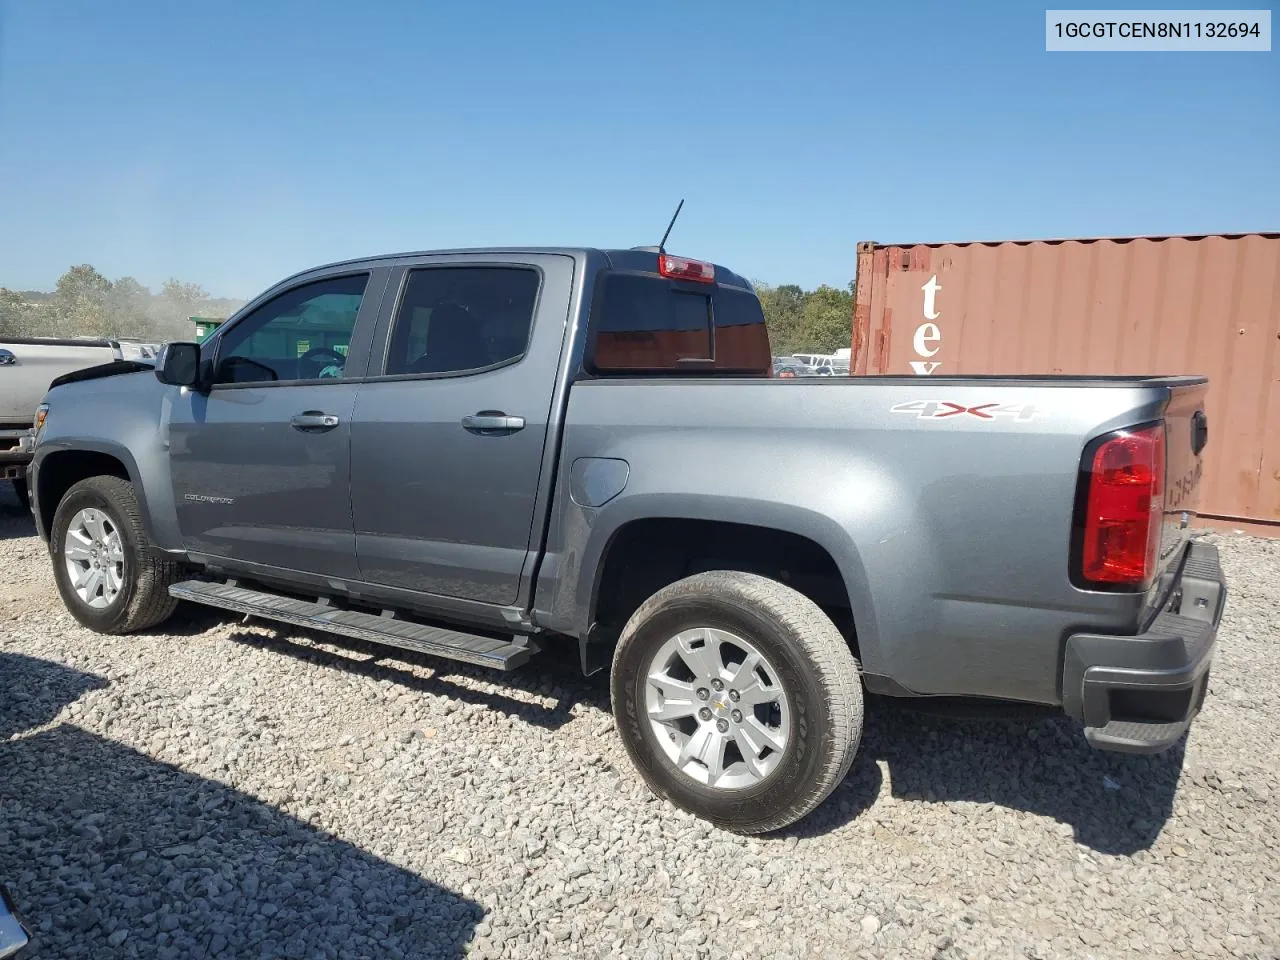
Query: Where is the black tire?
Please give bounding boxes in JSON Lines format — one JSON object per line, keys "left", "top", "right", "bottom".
{"left": 11, "top": 477, "right": 30, "bottom": 512}
{"left": 49, "top": 475, "right": 181, "bottom": 634}
{"left": 610, "top": 570, "right": 863, "bottom": 834}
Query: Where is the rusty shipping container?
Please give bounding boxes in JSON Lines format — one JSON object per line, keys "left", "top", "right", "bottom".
{"left": 851, "top": 232, "right": 1280, "bottom": 525}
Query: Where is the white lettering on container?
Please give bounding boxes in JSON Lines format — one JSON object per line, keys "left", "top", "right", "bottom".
{"left": 912, "top": 321, "right": 941, "bottom": 357}
{"left": 912, "top": 274, "right": 943, "bottom": 375}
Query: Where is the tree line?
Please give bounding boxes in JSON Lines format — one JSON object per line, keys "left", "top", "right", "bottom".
{"left": 752, "top": 281, "right": 853, "bottom": 356}
{"left": 0, "top": 264, "right": 245, "bottom": 342}
{"left": 2, "top": 264, "right": 854, "bottom": 356}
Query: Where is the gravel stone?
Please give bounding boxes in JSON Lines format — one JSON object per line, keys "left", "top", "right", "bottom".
{"left": 1, "top": 487, "right": 1277, "bottom": 959}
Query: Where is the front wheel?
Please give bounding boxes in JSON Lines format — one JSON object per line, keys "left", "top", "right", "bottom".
{"left": 49, "top": 475, "right": 182, "bottom": 634}
{"left": 610, "top": 571, "right": 863, "bottom": 834}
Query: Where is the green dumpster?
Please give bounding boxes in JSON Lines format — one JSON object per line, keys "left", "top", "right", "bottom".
{"left": 190, "top": 317, "right": 226, "bottom": 343}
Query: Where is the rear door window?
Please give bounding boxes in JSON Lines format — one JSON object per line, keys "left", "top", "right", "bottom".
{"left": 382, "top": 267, "right": 540, "bottom": 377}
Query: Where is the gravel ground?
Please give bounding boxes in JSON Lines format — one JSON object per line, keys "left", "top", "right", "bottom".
{"left": 2, "top": 483, "right": 1278, "bottom": 960}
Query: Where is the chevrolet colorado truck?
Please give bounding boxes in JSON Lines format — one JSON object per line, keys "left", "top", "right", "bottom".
{"left": 27, "top": 246, "right": 1225, "bottom": 833}
{"left": 1, "top": 336, "right": 127, "bottom": 509}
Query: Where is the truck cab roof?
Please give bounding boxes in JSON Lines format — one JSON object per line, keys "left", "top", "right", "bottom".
{"left": 269, "top": 247, "right": 755, "bottom": 293}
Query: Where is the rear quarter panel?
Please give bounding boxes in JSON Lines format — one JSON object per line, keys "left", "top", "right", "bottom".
{"left": 538, "top": 377, "right": 1176, "bottom": 705}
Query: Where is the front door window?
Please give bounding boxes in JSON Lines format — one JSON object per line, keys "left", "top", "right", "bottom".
{"left": 214, "top": 274, "right": 369, "bottom": 385}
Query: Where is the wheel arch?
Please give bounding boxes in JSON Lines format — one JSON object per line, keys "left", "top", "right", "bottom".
{"left": 571, "top": 494, "right": 882, "bottom": 675}
{"left": 34, "top": 442, "right": 145, "bottom": 543}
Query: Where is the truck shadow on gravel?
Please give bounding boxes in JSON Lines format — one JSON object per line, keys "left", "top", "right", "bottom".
{"left": 789, "top": 696, "right": 1186, "bottom": 856}
{"left": 0, "top": 652, "right": 109, "bottom": 740}
{"left": 217, "top": 628, "right": 1185, "bottom": 855}
{"left": 148, "top": 602, "right": 246, "bottom": 639}
{"left": 0, "top": 484, "right": 36, "bottom": 541}
{"left": 0, "top": 654, "right": 481, "bottom": 960}
{"left": 222, "top": 626, "right": 608, "bottom": 732}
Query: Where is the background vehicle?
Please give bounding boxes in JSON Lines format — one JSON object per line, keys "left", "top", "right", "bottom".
{"left": 815, "top": 358, "right": 848, "bottom": 376}
{"left": 773, "top": 355, "right": 850, "bottom": 377}
{"left": 28, "top": 246, "right": 1224, "bottom": 833}
{"left": 0, "top": 337, "right": 126, "bottom": 509}
{"left": 113, "top": 339, "right": 162, "bottom": 363}
{"left": 771, "top": 356, "right": 815, "bottom": 378}
{"left": 788, "top": 353, "right": 849, "bottom": 377}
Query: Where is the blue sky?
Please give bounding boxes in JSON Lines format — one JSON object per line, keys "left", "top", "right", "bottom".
{"left": 0, "top": 0, "right": 1275, "bottom": 296}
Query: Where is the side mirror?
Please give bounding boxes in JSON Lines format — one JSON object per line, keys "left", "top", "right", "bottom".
{"left": 155, "top": 342, "right": 202, "bottom": 388}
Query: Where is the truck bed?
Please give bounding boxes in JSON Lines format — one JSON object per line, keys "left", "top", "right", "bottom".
{"left": 546, "top": 374, "right": 1206, "bottom": 706}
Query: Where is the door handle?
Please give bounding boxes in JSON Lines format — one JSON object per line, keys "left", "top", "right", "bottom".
{"left": 290, "top": 412, "right": 340, "bottom": 430}
{"left": 461, "top": 412, "right": 525, "bottom": 434}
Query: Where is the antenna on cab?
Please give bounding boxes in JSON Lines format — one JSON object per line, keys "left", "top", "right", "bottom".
{"left": 657, "top": 199, "right": 685, "bottom": 255}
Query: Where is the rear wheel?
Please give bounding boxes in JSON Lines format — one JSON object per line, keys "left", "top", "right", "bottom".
{"left": 50, "top": 475, "right": 182, "bottom": 634}
{"left": 611, "top": 570, "right": 863, "bottom": 834}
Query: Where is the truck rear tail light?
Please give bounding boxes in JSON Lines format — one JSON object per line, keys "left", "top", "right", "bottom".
{"left": 658, "top": 255, "right": 715, "bottom": 284}
{"left": 1078, "top": 423, "right": 1165, "bottom": 588}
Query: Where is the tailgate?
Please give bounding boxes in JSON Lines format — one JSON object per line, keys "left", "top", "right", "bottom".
{"left": 1159, "top": 381, "right": 1209, "bottom": 574}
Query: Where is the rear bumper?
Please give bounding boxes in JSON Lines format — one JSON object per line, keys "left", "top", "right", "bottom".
{"left": 1063, "top": 540, "right": 1225, "bottom": 754}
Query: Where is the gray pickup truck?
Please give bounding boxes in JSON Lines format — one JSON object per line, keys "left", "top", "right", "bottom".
{"left": 27, "top": 246, "right": 1225, "bottom": 833}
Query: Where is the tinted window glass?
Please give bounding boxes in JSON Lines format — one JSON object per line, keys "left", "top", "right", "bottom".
{"left": 590, "top": 273, "right": 770, "bottom": 374}
{"left": 384, "top": 267, "right": 540, "bottom": 376}
{"left": 592, "top": 274, "right": 711, "bottom": 371}
{"left": 215, "top": 274, "right": 368, "bottom": 384}
{"left": 708, "top": 286, "right": 772, "bottom": 371}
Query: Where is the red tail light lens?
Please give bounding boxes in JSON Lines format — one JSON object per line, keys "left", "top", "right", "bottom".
{"left": 1080, "top": 424, "right": 1165, "bottom": 587}
{"left": 658, "top": 254, "right": 715, "bottom": 284}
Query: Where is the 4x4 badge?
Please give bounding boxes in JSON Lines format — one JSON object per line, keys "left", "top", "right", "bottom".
{"left": 889, "top": 401, "right": 1038, "bottom": 422}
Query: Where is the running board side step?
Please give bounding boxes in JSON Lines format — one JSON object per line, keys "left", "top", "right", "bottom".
{"left": 168, "top": 580, "right": 539, "bottom": 670}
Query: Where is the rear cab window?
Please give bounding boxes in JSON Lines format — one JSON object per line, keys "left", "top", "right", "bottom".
{"left": 586, "top": 258, "right": 771, "bottom": 376}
